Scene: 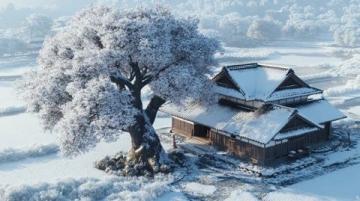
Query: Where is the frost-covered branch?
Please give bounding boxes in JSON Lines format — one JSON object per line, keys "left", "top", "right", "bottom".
{"left": 145, "top": 95, "right": 166, "bottom": 124}
{"left": 110, "top": 75, "right": 133, "bottom": 90}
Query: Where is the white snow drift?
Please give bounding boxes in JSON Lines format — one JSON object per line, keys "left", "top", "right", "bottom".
{"left": 0, "top": 175, "right": 173, "bottom": 201}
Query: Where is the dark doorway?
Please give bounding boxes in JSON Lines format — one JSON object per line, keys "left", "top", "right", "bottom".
{"left": 193, "top": 124, "right": 210, "bottom": 138}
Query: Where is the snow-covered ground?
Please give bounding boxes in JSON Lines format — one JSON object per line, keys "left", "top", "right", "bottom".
{"left": 0, "top": 42, "right": 359, "bottom": 200}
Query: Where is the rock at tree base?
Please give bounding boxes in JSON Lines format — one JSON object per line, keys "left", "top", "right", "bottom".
{"left": 95, "top": 150, "right": 186, "bottom": 177}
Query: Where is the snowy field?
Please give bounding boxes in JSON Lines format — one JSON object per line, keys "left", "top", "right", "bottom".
{"left": 0, "top": 41, "right": 359, "bottom": 201}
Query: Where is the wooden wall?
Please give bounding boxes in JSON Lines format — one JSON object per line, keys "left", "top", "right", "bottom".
{"left": 264, "top": 128, "right": 328, "bottom": 164}
{"left": 171, "top": 117, "right": 332, "bottom": 165}
{"left": 209, "top": 127, "right": 329, "bottom": 165}
{"left": 171, "top": 117, "right": 194, "bottom": 137}
{"left": 209, "top": 130, "right": 265, "bottom": 164}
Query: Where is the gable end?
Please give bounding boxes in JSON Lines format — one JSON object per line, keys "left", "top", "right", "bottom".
{"left": 279, "top": 114, "right": 318, "bottom": 133}
{"left": 275, "top": 73, "right": 309, "bottom": 91}
{"left": 213, "top": 71, "right": 238, "bottom": 89}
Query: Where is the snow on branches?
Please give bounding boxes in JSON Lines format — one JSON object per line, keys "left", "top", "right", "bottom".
{"left": 20, "top": 6, "right": 219, "bottom": 155}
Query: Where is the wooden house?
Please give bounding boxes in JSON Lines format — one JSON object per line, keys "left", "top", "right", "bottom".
{"left": 161, "top": 63, "right": 346, "bottom": 165}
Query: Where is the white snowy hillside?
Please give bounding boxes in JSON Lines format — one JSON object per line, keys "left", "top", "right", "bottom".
{"left": 0, "top": 1, "right": 359, "bottom": 201}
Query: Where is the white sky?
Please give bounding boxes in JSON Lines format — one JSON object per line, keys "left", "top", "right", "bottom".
{"left": 0, "top": 0, "right": 58, "bottom": 8}
{"left": 0, "top": 0, "right": 101, "bottom": 18}
{"left": 0, "top": 0, "right": 126, "bottom": 8}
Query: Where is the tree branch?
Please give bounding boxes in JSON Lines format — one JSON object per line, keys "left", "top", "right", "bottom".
{"left": 140, "top": 57, "right": 186, "bottom": 88}
{"left": 110, "top": 76, "right": 133, "bottom": 90}
{"left": 126, "top": 56, "right": 145, "bottom": 110}
{"left": 145, "top": 95, "right": 166, "bottom": 125}
{"left": 129, "top": 56, "right": 142, "bottom": 84}
{"left": 129, "top": 70, "right": 136, "bottom": 82}
{"left": 141, "top": 75, "right": 153, "bottom": 87}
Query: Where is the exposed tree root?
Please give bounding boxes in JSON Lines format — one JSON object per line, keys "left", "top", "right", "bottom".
{"left": 95, "top": 149, "right": 186, "bottom": 177}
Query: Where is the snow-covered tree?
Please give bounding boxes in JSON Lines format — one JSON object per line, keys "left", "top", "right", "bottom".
{"left": 332, "top": 4, "right": 360, "bottom": 47}
{"left": 282, "top": 5, "right": 326, "bottom": 40}
{"left": 20, "top": 6, "right": 219, "bottom": 176}
{"left": 246, "top": 19, "right": 282, "bottom": 41}
{"left": 18, "top": 14, "right": 53, "bottom": 42}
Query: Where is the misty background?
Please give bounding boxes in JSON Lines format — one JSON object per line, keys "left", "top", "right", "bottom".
{"left": 0, "top": 0, "right": 359, "bottom": 56}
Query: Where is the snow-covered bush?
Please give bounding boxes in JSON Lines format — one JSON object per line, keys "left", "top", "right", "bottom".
{"left": 0, "top": 175, "right": 172, "bottom": 201}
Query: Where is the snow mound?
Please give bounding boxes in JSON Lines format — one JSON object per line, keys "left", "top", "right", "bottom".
{"left": 329, "top": 54, "right": 360, "bottom": 77}
{"left": 324, "top": 75, "right": 360, "bottom": 97}
{"left": 0, "top": 106, "right": 26, "bottom": 117}
{"left": 263, "top": 191, "right": 336, "bottom": 201}
{"left": 0, "top": 144, "right": 59, "bottom": 164}
{"left": 224, "top": 189, "right": 259, "bottom": 201}
{"left": 183, "top": 182, "right": 216, "bottom": 196}
{"left": 0, "top": 175, "right": 173, "bottom": 201}
{"left": 155, "top": 191, "right": 188, "bottom": 201}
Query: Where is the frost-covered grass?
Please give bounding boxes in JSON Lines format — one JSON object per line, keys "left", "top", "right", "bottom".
{"left": 0, "top": 175, "right": 174, "bottom": 201}
{"left": 0, "top": 144, "right": 58, "bottom": 164}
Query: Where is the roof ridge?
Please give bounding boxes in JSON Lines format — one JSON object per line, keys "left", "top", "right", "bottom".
{"left": 257, "top": 63, "right": 291, "bottom": 71}
{"left": 224, "top": 63, "right": 291, "bottom": 72}
{"left": 224, "top": 63, "right": 259, "bottom": 70}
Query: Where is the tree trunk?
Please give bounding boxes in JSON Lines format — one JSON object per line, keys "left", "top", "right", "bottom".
{"left": 96, "top": 84, "right": 168, "bottom": 176}
{"left": 125, "top": 113, "right": 168, "bottom": 176}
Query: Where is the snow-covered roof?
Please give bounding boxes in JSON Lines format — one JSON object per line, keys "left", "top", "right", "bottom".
{"left": 274, "top": 127, "right": 319, "bottom": 141}
{"left": 161, "top": 102, "right": 314, "bottom": 144}
{"left": 267, "top": 87, "right": 321, "bottom": 101}
{"left": 214, "top": 85, "right": 246, "bottom": 100}
{"left": 226, "top": 64, "right": 288, "bottom": 100}
{"left": 213, "top": 63, "right": 322, "bottom": 101}
{"left": 297, "top": 100, "right": 346, "bottom": 124}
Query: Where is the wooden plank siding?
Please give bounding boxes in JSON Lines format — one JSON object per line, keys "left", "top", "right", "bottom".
{"left": 171, "top": 117, "right": 331, "bottom": 165}
{"left": 264, "top": 128, "right": 328, "bottom": 164}
{"left": 171, "top": 117, "right": 194, "bottom": 137}
{"left": 209, "top": 129, "right": 266, "bottom": 164}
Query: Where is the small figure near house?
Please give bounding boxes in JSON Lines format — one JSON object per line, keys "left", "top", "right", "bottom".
{"left": 161, "top": 63, "right": 346, "bottom": 165}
